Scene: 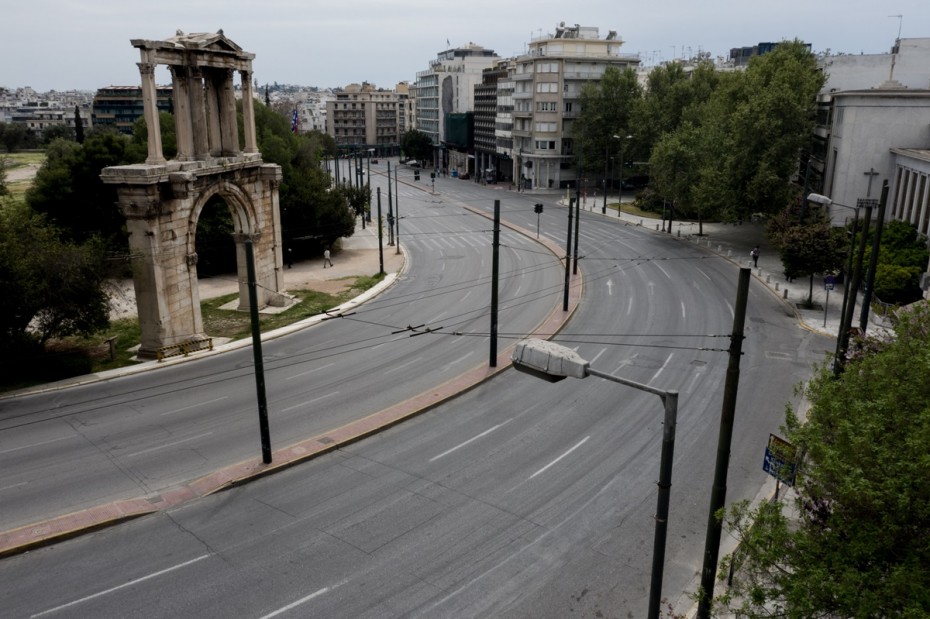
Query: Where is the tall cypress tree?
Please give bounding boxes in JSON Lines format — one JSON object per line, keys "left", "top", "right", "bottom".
{"left": 74, "top": 106, "right": 84, "bottom": 144}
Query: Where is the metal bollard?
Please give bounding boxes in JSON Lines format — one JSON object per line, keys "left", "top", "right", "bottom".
{"left": 775, "top": 283, "right": 780, "bottom": 291}
{"left": 783, "top": 289, "right": 788, "bottom": 299}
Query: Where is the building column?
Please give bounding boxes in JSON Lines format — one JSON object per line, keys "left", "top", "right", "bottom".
{"left": 203, "top": 69, "right": 223, "bottom": 157}
{"left": 137, "top": 60, "right": 165, "bottom": 164}
{"left": 915, "top": 174, "right": 929, "bottom": 237}
{"left": 219, "top": 69, "right": 240, "bottom": 156}
{"left": 240, "top": 69, "right": 259, "bottom": 154}
{"left": 169, "top": 66, "right": 195, "bottom": 161}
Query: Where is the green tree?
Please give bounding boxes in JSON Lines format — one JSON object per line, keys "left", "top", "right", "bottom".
{"left": 719, "top": 303, "right": 930, "bottom": 617}
{"left": 75, "top": 106, "right": 85, "bottom": 144}
{"left": 0, "top": 201, "right": 110, "bottom": 350}
{"left": 400, "top": 129, "right": 434, "bottom": 163}
{"left": 42, "top": 124, "right": 75, "bottom": 144}
{"left": 866, "top": 220, "right": 929, "bottom": 305}
{"left": 707, "top": 41, "right": 825, "bottom": 220}
{"left": 767, "top": 204, "right": 846, "bottom": 306}
{"left": 574, "top": 67, "right": 643, "bottom": 176}
{"left": 26, "top": 131, "right": 139, "bottom": 249}
{"left": 0, "top": 122, "right": 29, "bottom": 152}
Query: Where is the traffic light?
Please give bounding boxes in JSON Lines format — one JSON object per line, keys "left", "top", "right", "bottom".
{"left": 534, "top": 203, "right": 544, "bottom": 214}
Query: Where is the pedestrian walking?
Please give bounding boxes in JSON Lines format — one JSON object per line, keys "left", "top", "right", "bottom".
{"left": 323, "top": 248, "right": 333, "bottom": 268}
{"left": 751, "top": 245, "right": 760, "bottom": 267}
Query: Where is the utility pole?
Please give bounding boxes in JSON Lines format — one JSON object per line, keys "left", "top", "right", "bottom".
{"left": 859, "top": 181, "right": 889, "bottom": 332}
{"left": 245, "top": 239, "right": 272, "bottom": 464}
{"left": 376, "top": 188, "right": 384, "bottom": 275}
{"left": 394, "top": 165, "right": 401, "bottom": 255}
{"left": 835, "top": 200, "right": 874, "bottom": 375}
{"left": 490, "top": 199, "right": 500, "bottom": 366}
{"left": 387, "top": 160, "right": 395, "bottom": 246}
{"left": 573, "top": 191, "right": 581, "bottom": 275}
{"left": 696, "top": 267, "right": 750, "bottom": 617}
{"left": 563, "top": 197, "right": 574, "bottom": 311}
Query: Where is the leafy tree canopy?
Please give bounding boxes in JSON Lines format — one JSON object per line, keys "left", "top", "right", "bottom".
{"left": 574, "top": 66, "right": 643, "bottom": 173}
{"left": 720, "top": 302, "right": 930, "bottom": 617}
{"left": 0, "top": 201, "right": 110, "bottom": 350}
{"left": 400, "top": 129, "right": 434, "bottom": 163}
{"left": 25, "top": 130, "right": 138, "bottom": 249}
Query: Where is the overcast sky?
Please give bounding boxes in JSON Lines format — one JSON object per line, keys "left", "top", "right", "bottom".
{"left": 2, "top": 0, "right": 927, "bottom": 92}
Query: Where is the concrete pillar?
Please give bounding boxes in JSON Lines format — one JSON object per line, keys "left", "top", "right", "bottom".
{"left": 137, "top": 60, "right": 166, "bottom": 164}
{"left": 169, "top": 66, "right": 195, "bottom": 161}
{"left": 240, "top": 69, "right": 259, "bottom": 154}
{"left": 204, "top": 70, "right": 223, "bottom": 157}
{"left": 220, "top": 69, "right": 240, "bottom": 156}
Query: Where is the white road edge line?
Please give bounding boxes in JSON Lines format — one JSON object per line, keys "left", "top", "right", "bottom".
{"left": 529, "top": 436, "right": 590, "bottom": 480}
{"left": 257, "top": 580, "right": 349, "bottom": 619}
{"left": 429, "top": 420, "right": 512, "bottom": 462}
{"left": 31, "top": 554, "right": 211, "bottom": 618}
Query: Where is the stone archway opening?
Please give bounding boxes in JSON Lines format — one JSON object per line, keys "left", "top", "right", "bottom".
{"left": 101, "top": 31, "right": 287, "bottom": 359}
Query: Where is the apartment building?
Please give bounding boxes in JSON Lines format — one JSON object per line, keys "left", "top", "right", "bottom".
{"left": 92, "top": 85, "right": 173, "bottom": 135}
{"left": 325, "top": 82, "right": 406, "bottom": 156}
{"left": 510, "top": 23, "right": 640, "bottom": 189}
{"left": 474, "top": 60, "right": 512, "bottom": 182}
{"left": 414, "top": 43, "right": 498, "bottom": 168}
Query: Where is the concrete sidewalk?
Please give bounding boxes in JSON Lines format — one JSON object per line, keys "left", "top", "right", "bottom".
{"left": 109, "top": 219, "right": 404, "bottom": 320}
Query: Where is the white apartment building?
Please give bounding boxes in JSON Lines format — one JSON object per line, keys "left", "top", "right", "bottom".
{"left": 510, "top": 23, "right": 640, "bottom": 190}
{"left": 414, "top": 43, "right": 498, "bottom": 162}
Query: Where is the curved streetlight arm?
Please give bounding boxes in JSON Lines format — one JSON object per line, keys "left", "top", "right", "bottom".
{"left": 511, "top": 338, "right": 677, "bottom": 619}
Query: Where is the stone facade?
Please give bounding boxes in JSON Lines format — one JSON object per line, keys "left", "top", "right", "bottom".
{"left": 101, "top": 31, "right": 285, "bottom": 358}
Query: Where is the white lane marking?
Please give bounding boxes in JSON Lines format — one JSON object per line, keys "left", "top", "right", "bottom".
{"left": 606, "top": 280, "right": 613, "bottom": 296}
{"left": 697, "top": 267, "right": 713, "bottom": 281}
{"left": 160, "top": 396, "right": 229, "bottom": 416}
{"left": 627, "top": 296, "right": 634, "bottom": 316}
{"left": 651, "top": 353, "right": 675, "bottom": 383}
{"left": 529, "top": 436, "right": 590, "bottom": 480}
{"left": 285, "top": 363, "right": 335, "bottom": 381}
{"left": 589, "top": 347, "right": 608, "bottom": 366}
{"left": 281, "top": 392, "right": 340, "bottom": 413}
{"left": 654, "top": 263, "right": 671, "bottom": 280}
{"left": 126, "top": 432, "right": 213, "bottom": 458}
{"left": 384, "top": 356, "right": 424, "bottom": 376}
{"left": 259, "top": 580, "right": 349, "bottom": 619}
{"left": 440, "top": 350, "right": 475, "bottom": 373}
{"left": 0, "top": 435, "right": 71, "bottom": 455}
{"left": 429, "top": 420, "right": 512, "bottom": 462}
{"left": 681, "top": 301, "right": 687, "bottom": 319}
{"left": 31, "top": 554, "right": 211, "bottom": 617}
{"left": 0, "top": 481, "right": 28, "bottom": 492}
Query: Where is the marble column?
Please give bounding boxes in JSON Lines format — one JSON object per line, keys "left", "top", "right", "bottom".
{"left": 137, "top": 61, "right": 165, "bottom": 164}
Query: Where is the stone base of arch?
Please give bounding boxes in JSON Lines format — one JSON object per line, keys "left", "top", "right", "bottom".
{"left": 102, "top": 156, "right": 286, "bottom": 359}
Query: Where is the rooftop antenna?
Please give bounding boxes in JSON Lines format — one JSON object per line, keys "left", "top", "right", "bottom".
{"left": 888, "top": 14, "right": 903, "bottom": 82}
{"left": 888, "top": 14, "right": 903, "bottom": 40}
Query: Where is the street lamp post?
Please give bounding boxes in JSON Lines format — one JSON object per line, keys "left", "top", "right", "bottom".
{"left": 807, "top": 192, "right": 874, "bottom": 374}
{"left": 615, "top": 135, "right": 632, "bottom": 217}
{"left": 511, "top": 339, "right": 679, "bottom": 619}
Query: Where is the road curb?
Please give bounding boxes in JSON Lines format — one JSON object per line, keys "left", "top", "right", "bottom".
{"left": 0, "top": 197, "right": 583, "bottom": 558}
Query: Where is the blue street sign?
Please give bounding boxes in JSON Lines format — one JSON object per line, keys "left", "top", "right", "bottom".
{"left": 763, "top": 434, "right": 798, "bottom": 486}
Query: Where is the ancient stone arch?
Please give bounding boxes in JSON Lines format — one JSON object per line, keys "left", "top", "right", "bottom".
{"left": 101, "top": 31, "right": 286, "bottom": 359}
